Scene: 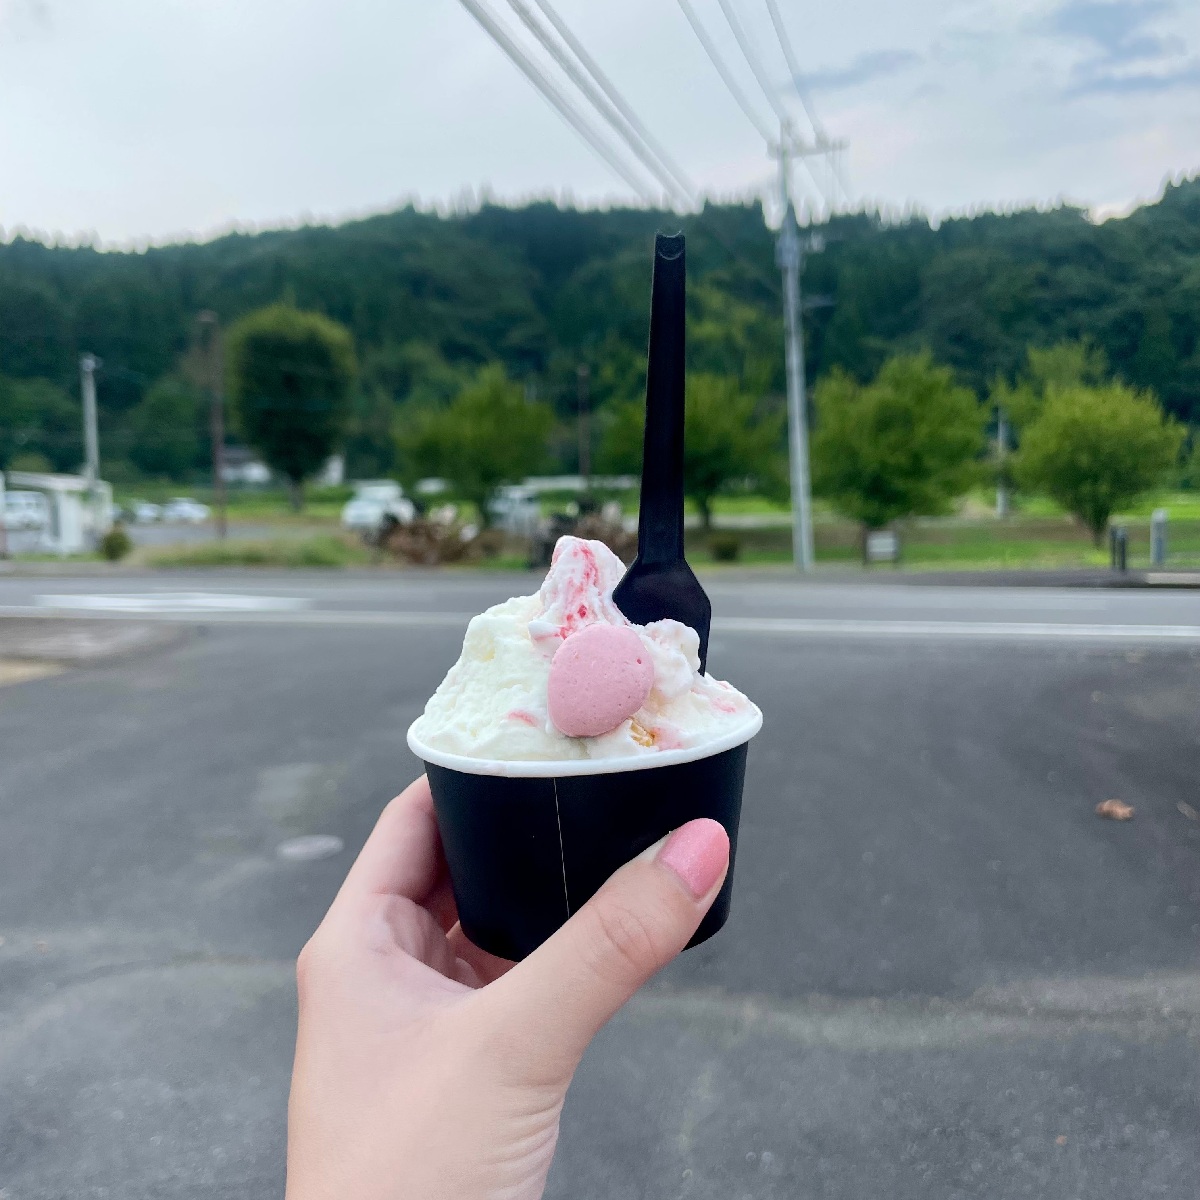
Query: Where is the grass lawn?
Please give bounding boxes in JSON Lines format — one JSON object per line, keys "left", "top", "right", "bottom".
{"left": 113, "top": 484, "right": 352, "bottom": 523}
{"left": 142, "top": 533, "right": 372, "bottom": 569}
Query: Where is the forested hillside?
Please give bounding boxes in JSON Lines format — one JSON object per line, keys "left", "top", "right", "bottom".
{"left": 1, "top": 174, "right": 1197, "bottom": 481}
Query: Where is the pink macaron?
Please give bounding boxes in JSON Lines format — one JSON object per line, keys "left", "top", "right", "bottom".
{"left": 547, "top": 622, "right": 655, "bottom": 739}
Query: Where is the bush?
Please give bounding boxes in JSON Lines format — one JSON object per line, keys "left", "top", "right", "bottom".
{"left": 528, "top": 511, "right": 638, "bottom": 569}
{"left": 380, "top": 518, "right": 486, "bottom": 565}
{"left": 708, "top": 532, "right": 741, "bottom": 562}
{"left": 99, "top": 525, "right": 133, "bottom": 561}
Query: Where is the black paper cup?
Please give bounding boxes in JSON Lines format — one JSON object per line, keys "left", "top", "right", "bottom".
{"left": 408, "top": 712, "right": 761, "bottom": 961}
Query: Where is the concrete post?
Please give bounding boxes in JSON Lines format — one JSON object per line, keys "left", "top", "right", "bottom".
{"left": 1150, "top": 508, "right": 1167, "bottom": 567}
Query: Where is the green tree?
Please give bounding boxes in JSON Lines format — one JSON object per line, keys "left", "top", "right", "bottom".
{"left": 602, "top": 373, "right": 785, "bottom": 529}
{"left": 361, "top": 340, "right": 466, "bottom": 409}
{"left": 811, "top": 353, "right": 985, "bottom": 532}
{"left": 398, "top": 365, "right": 552, "bottom": 524}
{"left": 688, "top": 284, "right": 781, "bottom": 395}
{"left": 0, "top": 376, "right": 81, "bottom": 472}
{"left": 1015, "top": 383, "right": 1183, "bottom": 544}
{"left": 343, "top": 386, "right": 399, "bottom": 479}
{"left": 226, "top": 305, "right": 356, "bottom": 508}
{"left": 6, "top": 451, "right": 53, "bottom": 473}
{"left": 128, "top": 377, "right": 204, "bottom": 479}
{"left": 991, "top": 339, "right": 1109, "bottom": 433}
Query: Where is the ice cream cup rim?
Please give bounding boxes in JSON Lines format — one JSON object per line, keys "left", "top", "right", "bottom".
{"left": 408, "top": 706, "right": 763, "bottom": 778}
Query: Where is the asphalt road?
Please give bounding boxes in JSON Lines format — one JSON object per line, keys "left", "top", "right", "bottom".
{"left": 0, "top": 571, "right": 1197, "bottom": 1199}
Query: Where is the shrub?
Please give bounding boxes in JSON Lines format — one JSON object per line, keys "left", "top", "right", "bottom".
{"left": 708, "top": 531, "right": 742, "bottom": 562}
{"left": 99, "top": 525, "right": 133, "bottom": 561}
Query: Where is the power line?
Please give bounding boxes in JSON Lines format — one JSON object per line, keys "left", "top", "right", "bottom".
{"left": 759, "top": 0, "right": 850, "bottom": 204}
{"left": 455, "top": 0, "right": 659, "bottom": 203}
{"left": 674, "top": 0, "right": 774, "bottom": 145}
{"left": 712, "top": 0, "right": 832, "bottom": 210}
{"left": 470, "top": 0, "right": 777, "bottom": 293}
{"left": 761, "top": 0, "right": 826, "bottom": 143}
{"left": 713, "top": 0, "right": 788, "bottom": 125}
{"left": 503, "top": 0, "right": 686, "bottom": 207}
{"left": 522, "top": 0, "right": 696, "bottom": 204}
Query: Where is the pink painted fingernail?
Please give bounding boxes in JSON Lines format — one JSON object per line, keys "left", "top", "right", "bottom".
{"left": 657, "top": 819, "right": 730, "bottom": 899}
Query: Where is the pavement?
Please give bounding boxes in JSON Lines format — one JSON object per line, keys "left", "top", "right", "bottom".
{"left": 0, "top": 571, "right": 1197, "bottom": 1198}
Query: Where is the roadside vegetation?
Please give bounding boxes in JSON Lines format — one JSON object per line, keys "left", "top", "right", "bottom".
{"left": 4, "top": 183, "right": 1199, "bottom": 573}
{"left": 144, "top": 534, "right": 371, "bottom": 569}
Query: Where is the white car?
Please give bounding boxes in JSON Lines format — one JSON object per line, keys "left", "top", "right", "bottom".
{"left": 2, "top": 490, "right": 50, "bottom": 531}
{"left": 162, "top": 497, "right": 211, "bottom": 524}
{"left": 488, "top": 485, "right": 540, "bottom": 536}
{"left": 341, "top": 482, "right": 415, "bottom": 534}
{"left": 130, "top": 501, "right": 162, "bottom": 523}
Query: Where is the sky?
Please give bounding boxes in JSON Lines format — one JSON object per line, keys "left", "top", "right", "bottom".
{"left": 0, "top": 0, "right": 1197, "bottom": 245}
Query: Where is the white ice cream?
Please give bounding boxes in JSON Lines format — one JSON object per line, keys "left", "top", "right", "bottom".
{"left": 409, "top": 536, "right": 759, "bottom": 762}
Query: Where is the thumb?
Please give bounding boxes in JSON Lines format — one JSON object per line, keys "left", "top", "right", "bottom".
{"left": 487, "top": 818, "right": 730, "bottom": 1080}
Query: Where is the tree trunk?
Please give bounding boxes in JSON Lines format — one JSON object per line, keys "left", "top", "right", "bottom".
{"left": 287, "top": 478, "right": 304, "bottom": 512}
{"left": 698, "top": 496, "right": 713, "bottom": 531}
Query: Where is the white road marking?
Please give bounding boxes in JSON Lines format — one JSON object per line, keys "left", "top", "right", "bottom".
{"left": 34, "top": 592, "right": 311, "bottom": 613}
{"left": 3, "top": 605, "right": 471, "bottom": 626}
{"left": 714, "top": 616, "right": 1200, "bottom": 640}
{"left": 4, "top": 603, "right": 1200, "bottom": 641}
{"left": 275, "top": 835, "right": 345, "bottom": 863}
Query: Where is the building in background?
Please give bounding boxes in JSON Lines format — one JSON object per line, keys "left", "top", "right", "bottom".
{"left": 0, "top": 471, "right": 113, "bottom": 556}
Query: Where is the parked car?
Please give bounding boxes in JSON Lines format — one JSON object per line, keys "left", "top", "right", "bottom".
{"left": 488, "top": 485, "right": 540, "bottom": 537}
{"left": 2, "top": 490, "right": 50, "bottom": 531}
{"left": 162, "top": 497, "right": 211, "bottom": 524}
{"left": 341, "top": 481, "right": 415, "bottom": 534}
{"left": 131, "top": 501, "right": 162, "bottom": 524}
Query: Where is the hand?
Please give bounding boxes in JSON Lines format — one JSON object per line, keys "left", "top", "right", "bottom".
{"left": 286, "top": 775, "right": 730, "bottom": 1200}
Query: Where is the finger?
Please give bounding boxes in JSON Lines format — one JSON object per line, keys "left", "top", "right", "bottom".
{"left": 335, "top": 776, "right": 445, "bottom": 906}
{"left": 488, "top": 818, "right": 729, "bottom": 1077}
{"left": 426, "top": 877, "right": 460, "bottom": 934}
{"left": 447, "top": 923, "right": 515, "bottom": 987}
{"left": 376, "top": 894, "right": 462, "bottom": 980}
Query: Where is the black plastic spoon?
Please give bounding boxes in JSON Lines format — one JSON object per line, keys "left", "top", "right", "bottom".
{"left": 613, "top": 232, "right": 712, "bottom": 673}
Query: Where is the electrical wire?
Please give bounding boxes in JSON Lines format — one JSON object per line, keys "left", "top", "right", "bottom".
{"left": 713, "top": 0, "right": 788, "bottom": 125}
{"left": 673, "top": 0, "right": 774, "bottom": 145}
{"left": 521, "top": 0, "right": 697, "bottom": 205}
{"left": 713, "top": 0, "right": 829, "bottom": 208}
{"left": 761, "top": 0, "right": 826, "bottom": 142}
{"left": 760, "top": 0, "right": 850, "bottom": 204}
{"left": 470, "top": 0, "right": 778, "bottom": 292}
{"left": 503, "top": 0, "right": 686, "bottom": 207}
{"left": 455, "top": 0, "right": 659, "bottom": 204}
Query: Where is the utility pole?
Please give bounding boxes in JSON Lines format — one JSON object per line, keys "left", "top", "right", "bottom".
{"left": 80, "top": 354, "right": 100, "bottom": 490}
{"left": 79, "top": 353, "right": 103, "bottom": 543}
{"left": 576, "top": 363, "right": 591, "bottom": 490}
{"left": 995, "top": 406, "right": 1010, "bottom": 518}
{"left": 774, "top": 128, "right": 815, "bottom": 572}
{"left": 197, "top": 312, "right": 227, "bottom": 538}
